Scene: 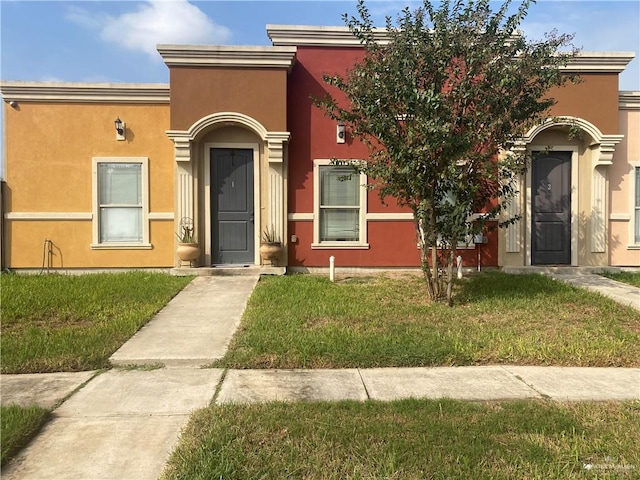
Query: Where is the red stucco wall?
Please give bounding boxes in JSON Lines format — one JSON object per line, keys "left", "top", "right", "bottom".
{"left": 286, "top": 46, "right": 499, "bottom": 268}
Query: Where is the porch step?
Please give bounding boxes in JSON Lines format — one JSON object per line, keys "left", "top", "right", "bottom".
{"left": 170, "top": 265, "right": 286, "bottom": 277}
{"left": 502, "top": 266, "right": 621, "bottom": 275}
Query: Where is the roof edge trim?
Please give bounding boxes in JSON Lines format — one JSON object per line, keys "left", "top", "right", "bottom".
{"left": 157, "top": 45, "right": 297, "bottom": 70}
{"left": 267, "top": 25, "right": 634, "bottom": 72}
{"left": 0, "top": 81, "right": 170, "bottom": 103}
{"left": 619, "top": 91, "right": 640, "bottom": 110}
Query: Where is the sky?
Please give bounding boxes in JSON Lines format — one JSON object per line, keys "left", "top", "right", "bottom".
{"left": 0, "top": 0, "right": 638, "bottom": 90}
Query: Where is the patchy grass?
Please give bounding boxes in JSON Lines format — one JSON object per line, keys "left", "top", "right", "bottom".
{"left": 1, "top": 272, "right": 192, "bottom": 373}
{"left": 601, "top": 271, "right": 640, "bottom": 288}
{"left": 1, "top": 405, "right": 49, "bottom": 466}
{"left": 215, "top": 272, "right": 640, "bottom": 369}
{"left": 162, "top": 399, "right": 640, "bottom": 480}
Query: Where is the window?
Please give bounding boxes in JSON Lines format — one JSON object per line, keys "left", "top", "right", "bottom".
{"left": 313, "top": 160, "right": 368, "bottom": 248}
{"left": 92, "top": 157, "right": 150, "bottom": 249}
{"left": 635, "top": 167, "right": 640, "bottom": 244}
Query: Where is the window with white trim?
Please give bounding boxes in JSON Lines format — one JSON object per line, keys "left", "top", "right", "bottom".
{"left": 313, "top": 160, "right": 368, "bottom": 248}
{"left": 635, "top": 166, "right": 640, "bottom": 244}
{"left": 92, "top": 157, "right": 150, "bottom": 249}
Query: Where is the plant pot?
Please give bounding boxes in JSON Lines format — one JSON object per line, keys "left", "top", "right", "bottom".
{"left": 260, "top": 242, "right": 283, "bottom": 266}
{"left": 177, "top": 242, "right": 200, "bottom": 267}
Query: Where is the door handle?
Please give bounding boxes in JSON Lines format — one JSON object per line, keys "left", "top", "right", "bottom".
{"left": 249, "top": 213, "right": 254, "bottom": 223}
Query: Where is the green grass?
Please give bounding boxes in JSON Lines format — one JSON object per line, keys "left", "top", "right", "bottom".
{"left": 1, "top": 272, "right": 192, "bottom": 373}
{"left": 1, "top": 405, "right": 49, "bottom": 466}
{"left": 162, "top": 399, "right": 640, "bottom": 479}
{"left": 601, "top": 271, "right": 640, "bottom": 288}
{"left": 215, "top": 272, "right": 640, "bottom": 369}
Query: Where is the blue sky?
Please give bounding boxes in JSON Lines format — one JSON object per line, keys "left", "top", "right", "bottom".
{"left": 1, "top": 0, "right": 638, "bottom": 90}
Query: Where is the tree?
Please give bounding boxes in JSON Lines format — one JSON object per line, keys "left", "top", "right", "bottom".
{"left": 316, "top": 0, "right": 579, "bottom": 305}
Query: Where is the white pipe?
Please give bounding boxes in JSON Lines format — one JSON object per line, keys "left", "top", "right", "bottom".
{"left": 456, "top": 255, "right": 463, "bottom": 279}
{"left": 329, "top": 256, "right": 335, "bottom": 282}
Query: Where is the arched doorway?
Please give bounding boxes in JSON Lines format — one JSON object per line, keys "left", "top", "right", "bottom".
{"left": 167, "top": 112, "right": 290, "bottom": 266}
{"left": 504, "top": 117, "right": 623, "bottom": 267}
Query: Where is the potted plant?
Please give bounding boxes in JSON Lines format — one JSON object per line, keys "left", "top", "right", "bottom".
{"left": 259, "top": 225, "right": 283, "bottom": 265}
{"left": 176, "top": 217, "right": 199, "bottom": 267}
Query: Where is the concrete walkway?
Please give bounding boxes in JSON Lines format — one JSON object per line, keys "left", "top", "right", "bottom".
{"left": 1, "top": 272, "right": 640, "bottom": 479}
{"left": 549, "top": 273, "right": 640, "bottom": 311}
{"left": 110, "top": 275, "right": 259, "bottom": 367}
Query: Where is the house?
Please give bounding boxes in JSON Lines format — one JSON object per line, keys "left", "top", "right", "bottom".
{"left": 1, "top": 25, "right": 638, "bottom": 271}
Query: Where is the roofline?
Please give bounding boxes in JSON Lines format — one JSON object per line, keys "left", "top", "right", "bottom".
{"left": 562, "top": 52, "right": 636, "bottom": 73}
{"left": 619, "top": 91, "right": 640, "bottom": 110}
{"left": 157, "top": 45, "right": 296, "bottom": 70}
{"left": 267, "top": 24, "right": 635, "bottom": 73}
{"left": 0, "top": 81, "right": 170, "bottom": 103}
{"left": 268, "top": 24, "right": 389, "bottom": 47}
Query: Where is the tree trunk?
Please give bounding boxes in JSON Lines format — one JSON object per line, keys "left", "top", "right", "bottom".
{"left": 430, "top": 206, "right": 441, "bottom": 299}
{"left": 415, "top": 214, "right": 436, "bottom": 300}
{"left": 446, "top": 247, "right": 455, "bottom": 307}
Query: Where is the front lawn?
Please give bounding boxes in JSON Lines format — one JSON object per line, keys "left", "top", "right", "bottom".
{"left": 601, "top": 271, "right": 640, "bottom": 288}
{"left": 215, "top": 272, "right": 640, "bottom": 368}
{"left": 1, "top": 272, "right": 192, "bottom": 373}
{"left": 162, "top": 399, "right": 640, "bottom": 480}
{"left": 1, "top": 405, "right": 49, "bottom": 466}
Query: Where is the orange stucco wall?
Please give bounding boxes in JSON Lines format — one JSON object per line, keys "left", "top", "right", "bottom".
{"left": 169, "top": 67, "right": 288, "bottom": 132}
{"left": 3, "top": 102, "right": 175, "bottom": 268}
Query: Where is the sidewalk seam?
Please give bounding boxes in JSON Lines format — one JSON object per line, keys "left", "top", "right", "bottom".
{"left": 211, "top": 368, "right": 229, "bottom": 405}
{"left": 357, "top": 368, "right": 371, "bottom": 400}
{"left": 500, "top": 366, "right": 549, "bottom": 400}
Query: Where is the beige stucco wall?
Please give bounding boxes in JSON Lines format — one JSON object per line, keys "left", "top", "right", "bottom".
{"left": 609, "top": 108, "right": 640, "bottom": 266}
{"left": 3, "top": 102, "right": 174, "bottom": 268}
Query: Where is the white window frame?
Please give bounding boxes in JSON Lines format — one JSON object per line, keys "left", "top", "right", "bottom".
{"left": 312, "top": 159, "right": 369, "bottom": 249}
{"left": 91, "top": 157, "right": 151, "bottom": 249}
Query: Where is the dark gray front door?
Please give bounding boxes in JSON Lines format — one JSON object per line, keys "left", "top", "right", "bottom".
{"left": 211, "top": 148, "right": 254, "bottom": 265}
{"left": 532, "top": 151, "right": 571, "bottom": 265}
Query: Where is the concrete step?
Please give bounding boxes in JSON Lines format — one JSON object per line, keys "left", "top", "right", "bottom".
{"left": 502, "top": 266, "right": 621, "bottom": 275}
{"left": 170, "top": 265, "right": 285, "bottom": 276}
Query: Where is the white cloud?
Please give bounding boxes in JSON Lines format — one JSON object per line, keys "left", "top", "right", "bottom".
{"left": 66, "top": 1, "right": 231, "bottom": 60}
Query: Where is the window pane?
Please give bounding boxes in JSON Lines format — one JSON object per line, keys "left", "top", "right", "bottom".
{"left": 100, "top": 207, "right": 142, "bottom": 242}
{"left": 99, "top": 163, "right": 141, "bottom": 205}
{"left": 320, "top": 209, "right": 359, "bottom": 241}
{"left": 321, "top": 166, "right": 359, "bottom": 206}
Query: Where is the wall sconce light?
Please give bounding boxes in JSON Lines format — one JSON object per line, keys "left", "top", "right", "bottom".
{"left": 114, "top": 117, "right": 126, "bottom": 141}
{"left": 336, "top": 121, "right": 346, "bottom": 144}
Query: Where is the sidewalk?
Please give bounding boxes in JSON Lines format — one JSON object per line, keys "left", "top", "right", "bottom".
{"left": 216, "top": 365, "right": 640, "bottom": 403}
{"left": 1, "top": 272, "right": 639, "bottom": 479}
